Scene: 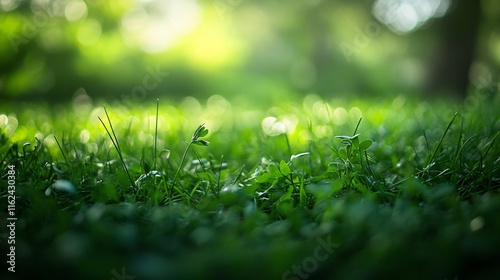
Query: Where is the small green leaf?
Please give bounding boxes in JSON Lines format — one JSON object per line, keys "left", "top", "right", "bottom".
{"left": 280, "top": 160, "right": 291, "bottom": 176}
{"left": 268, "top": 164, "right": 282, "bottom": 177}
{"left": 201, "top": 139, "right": 209, "bottom": 146}
{"left": 256, "top": 173, "right": 274, "bottom": 183}
{"left": 198, "top": 127, "right": 209, "bottom": 138}
{"left": 192, "top": 123, "right": 207, "bottom": 140}
{"left": 332, "top": 179, "right": 344, "bottom": 194}
{"left": 339, "top": 147, "right": 347, "bottom": 158}
{"left": 352, "top": 149, "right": 360, "bottom": 157}
{"left": 352, "top": 136, "right": 359, "bottom": 148}
{"left": 278, "top": 186, "right": 293, "bottom": 202}
{"left": 328, "top": 161, "right": 343, "bottom": 170}
{"left": 359, "top": 139, "right": 373, "bottom": 151}
{"left": 192, "top": 140, "right": 209, "bottom": 146}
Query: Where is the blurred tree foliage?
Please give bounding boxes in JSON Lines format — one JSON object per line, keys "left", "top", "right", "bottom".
{"left": 0, "top": 0, "right": 499, "bottom": 103}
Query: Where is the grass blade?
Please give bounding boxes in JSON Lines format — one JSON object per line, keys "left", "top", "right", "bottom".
{"left": 104, "top": 107, "right": 121, "bottom": 153}
{"left": 98, "top": 110, "right": 136, "bottom": 189}
{"left": 53, "top": 135, "right": 69, "bottom": 166}
{"left": 353, "top": 117, "right": 362, "bottom": 136}
{"left": 154, "top": 98, "right": 159, "bottom": 171}
{"left": 425, "top": 112, "right": 457, "bottom": 168}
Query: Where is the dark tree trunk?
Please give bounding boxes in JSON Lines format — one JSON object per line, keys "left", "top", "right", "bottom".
{"left": 425, "top": 0, "right": 482, "bottom": 99}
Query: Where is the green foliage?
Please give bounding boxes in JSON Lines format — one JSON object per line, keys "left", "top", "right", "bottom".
{"left": 170, "top": 123, "right": 210, "bottom": 201}
{"left": 0, "top": 96, "right": 499, "bottom": 279}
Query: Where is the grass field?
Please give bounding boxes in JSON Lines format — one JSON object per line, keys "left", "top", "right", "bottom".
{"left": 1, "top": 94, "right": 500, "bottom": 280}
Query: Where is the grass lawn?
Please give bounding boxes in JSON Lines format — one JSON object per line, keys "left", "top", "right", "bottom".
{"left": 1, "top": 94, "right": 499, "bottom": 280}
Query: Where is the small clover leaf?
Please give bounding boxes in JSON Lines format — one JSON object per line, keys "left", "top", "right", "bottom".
{"left": 279, "top": 160, "right": 291, "bottom": 176}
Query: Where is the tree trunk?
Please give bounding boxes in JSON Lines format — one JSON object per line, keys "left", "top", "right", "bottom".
{"left": 424, "top": 0, "right": 482, "bottom": 99}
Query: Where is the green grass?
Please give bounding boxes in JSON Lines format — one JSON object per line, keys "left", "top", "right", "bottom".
{"left": 1, "top": 94, "right": 499, "bottom": 280}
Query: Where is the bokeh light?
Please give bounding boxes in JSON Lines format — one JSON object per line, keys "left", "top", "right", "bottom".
{"left": 373, "top": 0, "right": 450, "bottom": 33}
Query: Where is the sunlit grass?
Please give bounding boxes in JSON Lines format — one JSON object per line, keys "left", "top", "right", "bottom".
{"left": 2, "top": 94, "right": 498, "bottom": 201}
{"left": 1, "top": 94, "right": 499, "bottom": 279}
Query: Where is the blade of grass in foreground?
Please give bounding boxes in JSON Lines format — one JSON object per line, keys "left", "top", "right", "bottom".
{"left": 154, "top": 98, "right": 159, "bottom": 171}
{"left": 169, "top": 123, "right": 209, "bottom": 201}
{"left": 98, "top": 107, "right": 137, "bottom": 189}
{"left": 425, "top": 112, "right": 458, "bottom": 168}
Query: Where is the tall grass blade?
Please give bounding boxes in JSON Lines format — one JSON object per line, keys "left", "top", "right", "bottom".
{"left": 103, "top": 107, "right": 121, "bottom": 153}
{"left": 53, "top": 135, "right": 69, "bottom": 166}
{"left": 98, "top": 110, "right": 136, "bottom": 189}
{"left": 425, "top": 112, "right": 457, "bottom": 167}
{"left": 154, "top": 98, "right": 159, "bottom": 170}
{"left": 353, "top": 117, "right": 362, "bottom": 136}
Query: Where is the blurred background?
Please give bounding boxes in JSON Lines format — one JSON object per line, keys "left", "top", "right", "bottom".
{"left": 0, "top": 0, "right": 499, "bottom": 104}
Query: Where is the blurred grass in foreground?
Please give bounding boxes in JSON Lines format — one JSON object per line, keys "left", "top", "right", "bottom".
{"left": 0, "top": 95, "right": 499, "bottom": 280}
